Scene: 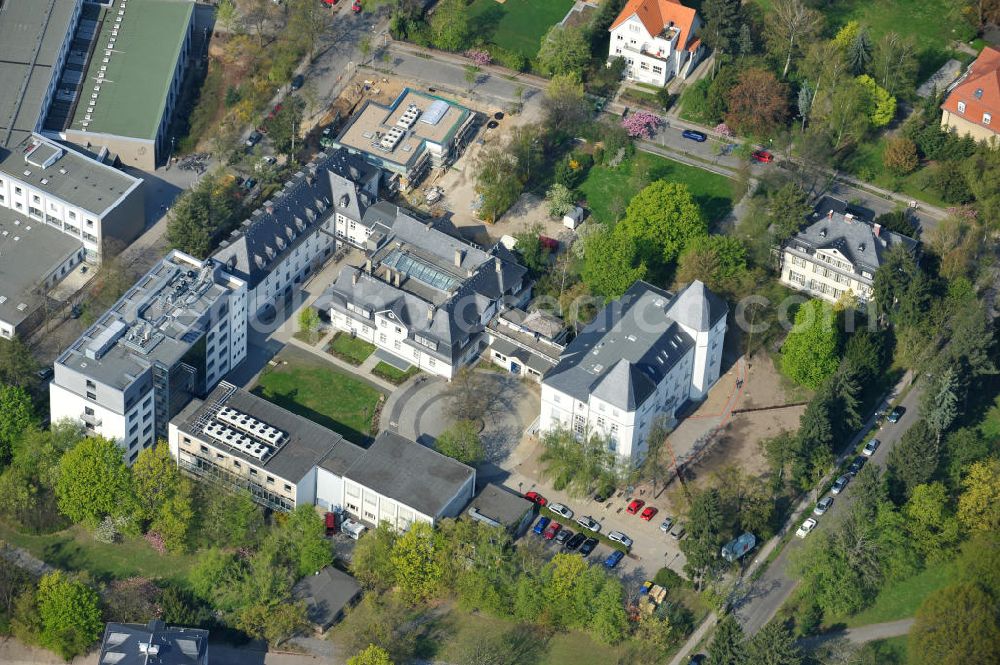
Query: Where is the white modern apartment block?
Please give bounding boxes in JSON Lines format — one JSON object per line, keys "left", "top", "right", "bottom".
{"left": 608, "top": 0, "right": 704, "bottom": 87}
{"left": 779, "top": 198, "right": 919, "bottom": 306}
{"left": 0, "top": 0, "right": 146, "bottom": 261}
{"left": 212, "top": 149, "right": 379, "bottom": 318}
{"left": 318, "top": 202, "right": 529, "bottom": 380}
{"left": 539, "top": 280, "right": 727, "bottom": 465}
{"left": 50, "top": 251, "right": 247, "bottom": 464}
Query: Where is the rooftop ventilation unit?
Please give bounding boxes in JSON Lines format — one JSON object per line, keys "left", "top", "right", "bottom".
{"left": 217, "top": 406, "right": 287, "bottom": 446}
{"left": 378, "top": 127, "right": 405, "bottom": 152}
{"left": 85, "top": 318, "right": 127, "bottom": 360}
{"left": 396, "top": 104, "right": 421, "bottom": 129}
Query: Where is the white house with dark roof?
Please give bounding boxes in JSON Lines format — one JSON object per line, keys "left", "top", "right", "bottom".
{"left": 779, "top": 197, "right": 919, "bottom": 306}
{"left": 539, "top": 280, "right": 727, "bottom": 464}
{"left": 317, "top": 202, "right": 530, "bottom": 379}
{"left": 212, "top": 149, "right": 379, "bottom": 317}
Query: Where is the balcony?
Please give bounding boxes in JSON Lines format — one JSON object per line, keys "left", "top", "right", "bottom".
{"left": 80, "top": 412, "right": 102, "bottom": 427}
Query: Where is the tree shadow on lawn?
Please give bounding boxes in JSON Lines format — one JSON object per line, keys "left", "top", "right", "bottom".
{"left": 250, "top": 386, "right": 373, "bottom": 446}
{"left": 467, "top": 4, "right": 503, "bottom": 45}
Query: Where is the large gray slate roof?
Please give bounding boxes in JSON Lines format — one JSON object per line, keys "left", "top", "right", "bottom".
{"left": 789, "top": 197, "right": 919, "bottom": 274}
{"left": 344, "top": 430, "right": 474, "bottom": 518}
{"left": 98, "top": 620, "right": 208, "bottom": 665}
{"left": 543, "top": 280, "right": 728, "bottom": 411}
{"left": 212, "top": 149, "right": 379, "bottom": 289}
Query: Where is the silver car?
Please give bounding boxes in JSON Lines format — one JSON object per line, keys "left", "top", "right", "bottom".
{"left": 831, "top": 475, "right": 849, "bottom": 495}
{"left": 608, "top": 530, "right": 633, "bottom": 549}
{"left": 575, "top": 515, "right": 601, "bottom": 533}
{"left": 549, "top": 503, "right": 574, "bottom": 520}
{"left": 813, "top": 497, "right": 833, "bottom": 516}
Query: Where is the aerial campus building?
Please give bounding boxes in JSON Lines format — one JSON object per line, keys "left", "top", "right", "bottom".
{"left": 50, "top": 250, "right": 247, "bottom": 463}
{"left": 332, "top": 88, "right": 477, "bottom": 191}
{"left": 0, "top": 0, "right": 146, "bottom": 262}
{"left": 60, "top": 0, "right": 196, "bottom": 170}
{"left": 539, "top": 280, "right": 728, "bottom": 465}
{"left": 170, "top": 382, "right": 476, "bottom": 529}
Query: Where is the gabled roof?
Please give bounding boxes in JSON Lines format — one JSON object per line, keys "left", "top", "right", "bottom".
{"left": 212, "top": 149, "right": 378, "bottom": 289}
{"left": 942, "top": 46, "right": 1000, "bottom": 133}
{"left": 609, "top": 0, "right": 698, "bottom": 50}
{"left": 543, "top": 280, "right": 728, "bottom": 411}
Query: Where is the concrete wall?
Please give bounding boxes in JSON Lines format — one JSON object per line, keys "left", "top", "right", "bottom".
{"left": 64, "top": 130, "right": 157, "bottom": 171}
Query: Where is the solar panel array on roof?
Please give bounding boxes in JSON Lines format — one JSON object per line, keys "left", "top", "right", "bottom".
{"left": 420, "top": 99, "right": 449, "bottom": 126}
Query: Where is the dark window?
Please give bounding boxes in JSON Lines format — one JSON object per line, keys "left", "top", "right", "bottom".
{"left": 86, "top": 391, "right": 97, "bottom": 400}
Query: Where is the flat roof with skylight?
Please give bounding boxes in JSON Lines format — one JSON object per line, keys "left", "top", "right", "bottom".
{"left": 68, "top": 0, "right": 193, "bottom": 140}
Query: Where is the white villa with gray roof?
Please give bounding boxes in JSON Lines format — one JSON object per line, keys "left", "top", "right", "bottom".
{"left": 779, "top": 197, "right": 918, "bottom": 306}
{"left": 539, "top": 280, "right": 727, "bottom": 464}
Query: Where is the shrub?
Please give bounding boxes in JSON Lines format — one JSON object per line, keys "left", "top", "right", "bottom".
{"left": 485, "top": 44, "right": 527, "bottom": 71}
{"left": 144, "top": 531, "right": 167, "bottom": 555}
{"left": 883, "top": 136, "right": 919, "bottom": 175}
{"left": 653, "top": 567, "right": 684, "bottom": 589}
{"left": 94, "top": 515, "right": 120, "bottom": 544}
{"left": 621, "top": 111, "right": 663, "bottom": 138}
{"left": 464, "top": 48, "right": 492, "bottom": 67}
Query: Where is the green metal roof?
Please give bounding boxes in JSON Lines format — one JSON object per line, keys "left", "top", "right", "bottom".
{"left": 70, "top": 0, "right": 193, "bottom": 141}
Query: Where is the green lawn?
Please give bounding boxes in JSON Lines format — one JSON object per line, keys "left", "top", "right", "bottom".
{"left": 466, "top": 0, "right": 576, "bottom": 59}
{"left": 752, "top": 0, "right": 974, "bottom": 81}
{"left": 579, "top": 151, "right": 734, "bottom": 226}
{"left": 0, "top": 523, "right": 197, "bottom": 586}
{"left": 839, "top": 138, "right": 951, "bottom": 210}
{"left": 371, "top": 361, "right": 420, "bottom": 385}
{"left": 327, "top": 332, "right": 377, "bottom": 365}
{"left": 253, "top": 354, "right": 384, "bottom": 444}
{"left": 864, "top": 636, "right": 911, "bottom": 664}
{"left": 832, "top": 560, "right": 959, "bottom": 628}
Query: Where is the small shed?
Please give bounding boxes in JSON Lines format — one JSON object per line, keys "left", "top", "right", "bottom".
{"left": 466, "top": 483, "right": 535, "bottom": 537}
{"left": 292, "top": 566, "right": 362, "bottom": 630}
{"left": 563, "top": 206, "right": 585, "bottom": 230}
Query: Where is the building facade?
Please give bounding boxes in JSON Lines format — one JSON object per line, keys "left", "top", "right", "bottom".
{"left": 212, "top": 149, "right": 380, "bottom": 318}
{"left": 779, "top": 198, "right": 918, "bottom": 306}
{"left": 608, "top": 0, "right": 704, "bottom": 87}
{"left": 50, "top": 250, "right": 247, "bottom": 463}
{"left": 940, "top": 46, "right": 1000, "bottom": 143}
{"left": 486, "top": 308, "right": 566, "bottom": 382}
{"left": 539, "top": 280, "right": 727, "bottom": 465}
{"left": 318, "top": 203, "right": 530, "bottom": 379}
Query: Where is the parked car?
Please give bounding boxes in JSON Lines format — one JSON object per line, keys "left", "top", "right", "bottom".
{"left": 862, "top": 438, "right": 881, "bottom": 457}
{"left": 626, "top": 499, "right": 645, "bottom": 515}
{"left": 554, "top": 528, "right": 572, "bottom": 545}
{"left": 544, "top": 521, "right": 562, "bottom": 540}
{"left": 579, "top": 537, "right": 598, "bottom": 556}
{"left": 322, "top": 0, "right": 338, "bottom": 6}
{"left": 670, "top": 524, "right": 686, "bottom": 540}
{"left": 524, "top": 491, "right": 547, "bottom": 507}
{"left": 689, "top": 655, "right": 707, "bottom": 665}
{"left": 831, "top": 475, "right": 849, "bottom": 494}
{"left": 70, "top": 304, "right": 83, "bottom": 319}
{"left": 796, "top": 517, "right": 818, "bottom": 538}
{"left": 576, "top": 515, "right": 601, "bottom": 533}
{"left": 549, "top": 503, "right": 573, "bottom": 520}
{"left": 813, "top": 497, "right": 834, "bottom": 516}
{"left": 751, "top": 150, "right": 774, "bottom": 163}
{"left": 608, "top": 531, "right": 633, "bottom": 549}
{"left": 324, "top": 511, "right": 337, "bottom": 536}
{"left": 242, "top": 177, "right": 258, "bottom": 191}
{"left": 351, "top": 0, "right": 361, "bottom": 12}
{"left": 682, "top": 129, "right": 707, "bottom": 142}
{"left": 887, "top": 406, "right": 905, "bottom": 423}
{"left": 36, "top": 367, "right": 54, "bottom": 381}
{"left": 290, "top": 74, "right": 304, "bottom": 90}
{"left": 565, "top": 532, "right": 586, "bottom": 551}
{"left": 341, "top": 518, "right": 366, "bottom": 540}
{"left": 532, "top": 516, "right": 551, "bottom": 536}
{"left": 640, "top": 506, "right": 658, "bottom": 521}
{"left": 848, "top": 455, "right": 867, "bottom": 476}
{"left": 604, "top": 550, "right": 625, "bottom": 569}
{"left": 593, "top": 489, "right": 610, "bottom": 503}
{"left": 245, "top": 131, "right": 262, "bottom": 147}
{"left": 660, "top": 516, "right": 675, "bottom": 533}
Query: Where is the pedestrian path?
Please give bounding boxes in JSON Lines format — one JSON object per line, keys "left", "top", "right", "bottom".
{"left": 285, "top": 332, "right": 396, "bottom": 393}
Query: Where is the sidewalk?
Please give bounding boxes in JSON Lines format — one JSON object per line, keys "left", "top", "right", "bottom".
{"left": 285, "top": 332, "right": 397, "bottom": 393}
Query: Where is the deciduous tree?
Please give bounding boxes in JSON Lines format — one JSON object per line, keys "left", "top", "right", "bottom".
{"left": 391, "top": 521, "right": 445, "bottom": 603}
{"left": 429, "top": 0, "right": 470, "bottom": 51}
{"left": 886, "top": 420, "right": 939, "bottom": 501}
{"left": 56, "top": 437, "right": 133, "bottom": 527}
{"left": 675, "top": 234, "right": 749, "bottom": 297}
{"left": 619, "top": 181, "right": 708, "bottom": 269}
{"left": 581, "top": 225, "right": 647, "bottom": 300}
{"left": 909, "top": 583, "right": 1000, "bottom": 665}
{"left": 765, "top": 0, "right": 823, "bottom": 78}
{"left": 35, "top": 571, "right": 103, "bottom": 660}
{"left": 780, "top": 300, "right": 842, "bottom": 389}
{"left": 871, "top": 32, "right": 918, "bottom": 96}
{"left": 883, "top": 136, "right": 919, "bottom": 175}
{"left": 536, "top": 25, "right": 591, "bottom": 78}
{"left": 725, "top": 68, "right": 789, "bottom": 137}
{"left": 957, "top": 458, "right": 1000, "bottom": 533}
{"left": 0, "top": 385, "right": 33, "bottom": 467}
{"left": 904, "top": 482, "right": 960, "bottom": 561}
{"left": 541, "top": 73, "right": 589, "bottom": 135}
{"left": 435, "top": 419, "right": 485, "bottom": 465}
{"left": 348, "top": 645, "right": 394, "bottom": 665}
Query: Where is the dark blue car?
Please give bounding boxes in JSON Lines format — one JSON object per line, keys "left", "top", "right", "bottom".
{"left": 604, "top": 550, "right": 624, "bottom": 569}
{"left": 682, "top": 129, "right": 707, "bottom": 142}
{"left": 532, "top": 516, "right": 551, "bottom": 536}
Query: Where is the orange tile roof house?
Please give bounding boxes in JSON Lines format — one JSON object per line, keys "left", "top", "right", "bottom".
{"left": 608, "top": 0, "right": 704, "bottom": 87}
{"left": 940, "top": 46, "right": 1000, "bottom": 143}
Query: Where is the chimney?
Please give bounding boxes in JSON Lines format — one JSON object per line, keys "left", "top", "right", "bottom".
{"left": 266, "top": 203, "right": 274, "bottom": 215}
{"left": 394, "top": 270, "right": 401, "bottom": 287}
{"left": 454, "top": 248, "right": 463, "bottom": 268}
{"left": 495, "top": 257, "right": 502, "bottom": 273}
{"left": 365, "top": 258, "right": 373, "bottom": 273}
{"left": 427, "top": 305, "right": 434, "bottom": 322}
{"left": 352, "top": 271, "right": 359, "bottom": 286}
{"left": 827, "top": 209, "right": 833, "bottom": 220}
{"left": 873, "top": 223, "right": 882, "bottom": 237}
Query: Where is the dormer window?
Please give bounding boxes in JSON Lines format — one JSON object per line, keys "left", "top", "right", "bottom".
{"left": 985, "top": 113, "right": 992, "bottom": 125}
{"left": 957, "top": 101, "right": 966, "bottom": 114}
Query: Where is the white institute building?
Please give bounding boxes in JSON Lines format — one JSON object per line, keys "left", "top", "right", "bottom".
{"left": 608, "top": 0, "right": 704, "bottom": 87}
{"left": 50, "top": 250, "right": 247, "bottom": 463}
{"left": 539, "top": 280, "right": 727, "bottom": 465}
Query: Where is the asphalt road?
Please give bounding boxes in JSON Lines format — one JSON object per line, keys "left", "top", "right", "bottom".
{"left": 798, "top": 618, "right": 915, "bottom": 651}
{"left": 732, "top": 377, "right": 922, "bottom": 634}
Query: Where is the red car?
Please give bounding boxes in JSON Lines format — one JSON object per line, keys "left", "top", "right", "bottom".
{"left": 751, "top": 150, "right": 774, "bottom": 163}
{"left": 640, "top": 506, "right": 658, "bottom": 521}
{"left": 525, "top": 491, "right": 547, "bottom": 507}
{"left": 322, "top": 0, "right": 337, "bottom": 5}
{"left": 544, "top": 522, "right": 562, "bottom": 540}
{"left": 351, "top": 1, "right": 362, "bottom": 12}
{"left": 626, "top": 499, "right": 645, "bottom": 515}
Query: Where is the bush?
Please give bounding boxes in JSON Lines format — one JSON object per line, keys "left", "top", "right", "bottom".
{"left": 485, "top": 44, "right": 527, "bottom": 72}
{"left": 883, "top": 136, "right": 919, "bottom": 175}
{"left": 653, "top": 567, "right": 684, "bottom": 589}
